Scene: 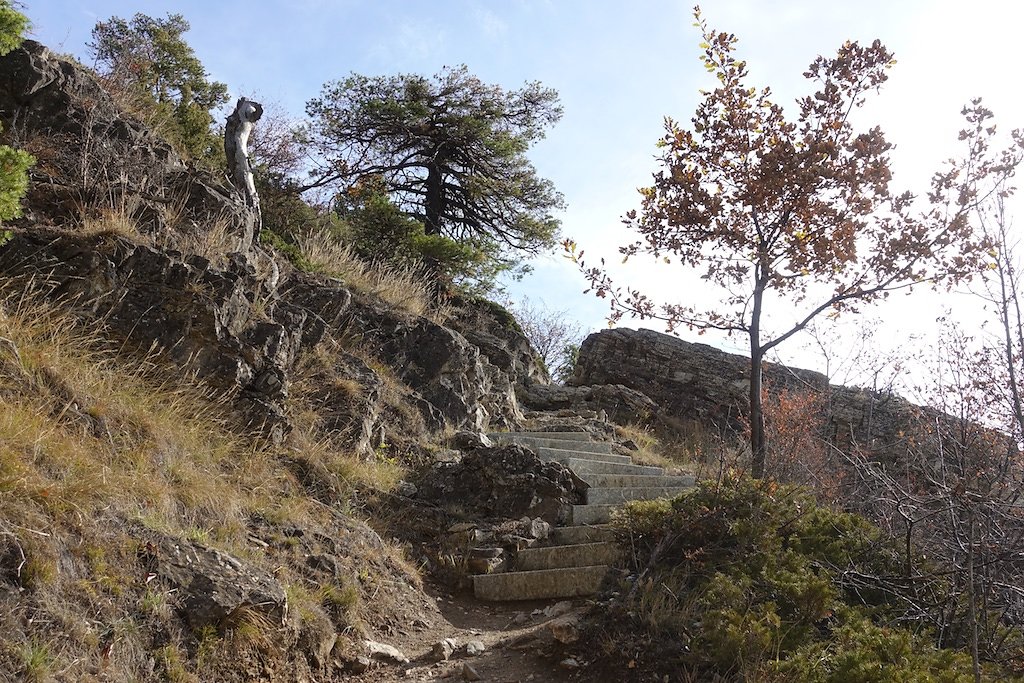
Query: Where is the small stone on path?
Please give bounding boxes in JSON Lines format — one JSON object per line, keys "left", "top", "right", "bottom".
{"left": 559, "top": 657, "right": 580, "bottom": 670}
{"left": 364, "top": 639, "right": 410, "bottom": 664}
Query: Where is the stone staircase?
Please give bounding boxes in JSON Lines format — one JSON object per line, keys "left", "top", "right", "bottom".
{"left": 472, "top": 430, "right": 695, "bottom": 601}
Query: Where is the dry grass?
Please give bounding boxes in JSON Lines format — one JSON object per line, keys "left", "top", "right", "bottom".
{"left": 0, "top": 289, "right": 416, "bottom": 680}
{"left": 614, "top": 423, "right": 698, "bottom": 474}
{"left": 296, "top": 227, "right": 452, "bottom": 322}
{"left": 154, "top": 203, "right": 245, "bottom": 266}
{"left": 76, "top": 189, "right": 146, "bottom": 241}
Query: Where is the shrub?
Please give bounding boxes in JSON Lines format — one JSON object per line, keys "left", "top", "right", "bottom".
{"left": 335, "top": 177, "right": 511, "bottom": 295}
{"left": 0, "top": 2, "right": 33, "bottom": 222}
{"left": 603, "top": 474, "right": 1016, "bottom": 681}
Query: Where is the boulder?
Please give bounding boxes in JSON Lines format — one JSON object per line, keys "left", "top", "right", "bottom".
{"left": 571, "top": 328, "right": 827, "bottom": 433}
{"left": 144, "top": 533, "right": 287, "bottom": 630}
{"left": 519, "top": 382, "right": 661, "bottom": 428}
{"left": 364, "top": 639, "right": 409, "bottom": 665}
{"left": 416, "top": 444, "right": 585, "bottom": 525}
{"left": 0, "top": 231, "right": 315, "bottom": 440}
{"left": 0, "top": 40, "right": 255, "bottom": 247}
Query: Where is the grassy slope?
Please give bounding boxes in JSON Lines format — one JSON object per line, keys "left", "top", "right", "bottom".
{"left": 0, "top": 288, "right": 423, "bottom": 682}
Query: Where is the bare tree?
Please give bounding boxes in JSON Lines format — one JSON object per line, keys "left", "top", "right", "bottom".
{"left": 504, "top": 297, "right": 586, "bottom": 384}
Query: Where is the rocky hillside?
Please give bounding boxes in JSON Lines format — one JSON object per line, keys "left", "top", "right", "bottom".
{"left": 2, "top": 33, "right": 1017, "bottom": 683}
{"left": 0, "top": 39, "right": 584, "bottom": 682}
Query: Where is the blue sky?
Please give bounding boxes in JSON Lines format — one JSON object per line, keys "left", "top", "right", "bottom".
{"left": 23, "top": 0, "right": 1024, "bottom": 377}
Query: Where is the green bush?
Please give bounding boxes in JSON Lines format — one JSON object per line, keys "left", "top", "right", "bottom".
{"left": 335, "top": 177, "right": 519, "bottom": 295}
{"left": 0, "top": 137, "right": 34, "bottom": 221}
{"left": 604, "top": 474, "right": 1017, "bottom": 681}
{"left": 0, "top": 2, "right": 33, "bottom": 222}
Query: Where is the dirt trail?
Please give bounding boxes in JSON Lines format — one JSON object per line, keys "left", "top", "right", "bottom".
{"left": 354, "top": 583, "right": 583, "bottom": 683}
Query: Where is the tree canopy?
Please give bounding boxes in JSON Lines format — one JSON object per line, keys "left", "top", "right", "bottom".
{"left": 571, "top": 9, "right": 1023, "bottom": 477}
{"left": 302, "top": 65, "right": 564, "bottom": 270}
{"left": 89, "top": 12, "right": 228, "bottom": 164}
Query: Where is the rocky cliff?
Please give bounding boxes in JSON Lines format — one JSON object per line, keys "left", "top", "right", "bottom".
{"left": 569, "top": 327, "right": 1002, "bottom": 459}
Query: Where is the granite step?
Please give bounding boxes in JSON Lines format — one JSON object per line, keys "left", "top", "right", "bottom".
{"left": 577, "top": 473, "right": 695, "bottom": 489}
{"left": 586, "top": 486, "right": 694, "bottom": 505}
{"left": 571, "top": 504, "right": 620, "bottom": 525}
{"left": 489, "top": 434, "right": 618, "bottom": 455}
{"left": 493, "top": 431, "right": 602, "bottom": 442}
{"left": 544, "top": 456, "right": 663, "bottom": 476}
{"left": 473, "top": 565, "right": 610, "bottom": 601}
{"left": 516, "top": 542, "right": 620, "bottom": 571}
{"left": 536, "top": 446, "right": 633, "bottom": 466}
{"left": 548, "top": 524, "right": 615, "bottom": 545}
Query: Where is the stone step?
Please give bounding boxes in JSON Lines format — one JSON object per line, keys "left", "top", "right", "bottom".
{"left": 586, "top": 486, "right": 693, "bottom": 505}
{"left": 548, "top": 524, "right": 615, "bottom": 545}
{"left": 494, "top": 431, "right": 600, "bottom": 442}
{"left": 571, "top": 504, "right": 619, "bottom": 525}
{"left": 473, "top": 565, "right": 610, "bottom": 601}
{"left": 489, "top": 434, "right": 618, "bottom": 455}
{"left": 516, "top": 542, "right": 620, "bottom": 571}
{"left": 577, "top": 473, "right": 695, "bottom": 489}
{"left": 547, "top": 456, "right": 663, "bottom": 476}
{"left": 536, "top": 447, "right": 633, "bottom": 466}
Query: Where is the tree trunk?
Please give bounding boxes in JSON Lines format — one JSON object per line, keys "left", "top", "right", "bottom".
{"left": 750, "top": 283, "right": 767, "bottom": 479}
{"left": 424, "top": 162, "right": 443, "bottom": 236}
{"left": 750, "top": 342, "right": 766, "bottom": 479}
{"left": 225, "top": 97, "right": 264, "bottom": 216}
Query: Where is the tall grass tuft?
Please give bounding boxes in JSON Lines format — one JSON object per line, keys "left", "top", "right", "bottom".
{"left": 296, "top": 227, "right": 451, "bottom": 322}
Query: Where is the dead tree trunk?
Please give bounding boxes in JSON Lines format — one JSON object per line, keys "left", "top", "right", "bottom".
{"left": 225, "top": 97, "right": 278, "bottom": 286}
{"left": 225, "top": 97, "right": 264, "bottom": 220}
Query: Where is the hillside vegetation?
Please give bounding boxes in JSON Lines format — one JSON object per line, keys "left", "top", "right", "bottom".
{"left": 3, "top": 4, "right": 1024, "bottom": 683}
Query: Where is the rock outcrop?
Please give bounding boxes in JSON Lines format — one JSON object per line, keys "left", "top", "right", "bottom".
{"left": 571, "top": 328, "right": 826, "bottom": 433}
{"left": 570, "top": 327, "right": 1010, "bottom": 459}
{"left": 144, "top": 533, "right": 288, "bottom": 630}
{"left": 0, "top": 40, "right": 256, "bottom": 248}
{"left": 343, "top": 300, "right": 524, "bottom": 432}
{"left": 0, "top": 228, "right": 529, "bottom": 443}
{"left": 416, "top": 444, "right": 585, "bottom": 525}
{"left": 447, "top": 296, "right": 549, "bottom": 387}
{"left": 0, "top": 230, "right": 306, "bottom": 438}
{"left": 519, "top": 382, "right": 660, "bottom": 426}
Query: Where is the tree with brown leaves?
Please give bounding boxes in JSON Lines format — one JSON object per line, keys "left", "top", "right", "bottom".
{"left": 569, "top": 8, "right": 1022, "bottom": 478}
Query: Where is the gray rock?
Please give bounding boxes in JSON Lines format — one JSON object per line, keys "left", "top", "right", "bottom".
{"left": 461, "top": 662, "right": 483, "bottom": 681}
{"left": 345, "top": 301, "right": 523, "bottom": 432}
{"left": 451, "top": 430, "right": 493, "bottom": 450}
{"left": 519, "top": 382, "right": 661, "bottom": 428}
{"left": 364, "top": 639, "right": 409, "bottom": 664}
{"left": 297, "top": 610, "right": 337, "bottom": 669}
{"left": 527, "top": 518, "right": 551, "bottom": 540}
{"left": 548, "top": 614, "right": 580, "bottom": 644}
{"left": 571, "top": 328, "right": 826, "bottom": 434}
{"left": 145, "top": 533, "right": 287, "bottom": 630}
{"left": 464, "top": 640, "right": 486, "bottom": 656}
{"left": 416, "top": 445, "right": 585, "bottom": 525}
{"left": 447, "top": 295, "right": 550, "bottom": 387}
{"left": 350, "top": 655, "right": 371, "bottom": 673}
{"left": 0, "top": 233, "right": 310, "bottom": 441}
{"left": 570, "top": 327, "right": 994, "bottom": 469}
{"left": 430, "top": 638, "right": 458, "bottom": 662}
